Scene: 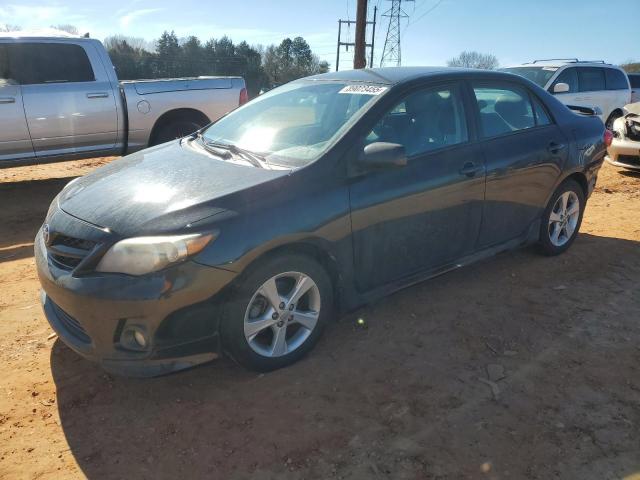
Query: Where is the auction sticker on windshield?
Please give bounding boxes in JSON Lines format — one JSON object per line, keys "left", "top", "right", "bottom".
{"left": 339, "top": 85, "right": 388, "bottom": 95}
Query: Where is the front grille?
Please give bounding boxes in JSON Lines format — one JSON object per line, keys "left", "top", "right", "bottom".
{"left": 52, "top": 235, "right": 96, "bottom": 251}
{"left": 617, "top": 155, "right": 640, "bottom": 166}
{"left": 47, "top": 234, "right": 96, "bottom": 271}
{"left": 51, "top": 301, "right": 91, "bottom": 344}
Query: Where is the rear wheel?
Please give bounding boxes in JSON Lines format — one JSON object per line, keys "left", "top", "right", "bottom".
{"left": 151, "top": 114, "right": 208, "bottom": 145}
{"left": 220, "top": 254, "right": 333, "bottom": 372}
{"left": 538, "top": 179, "right": 585, "bottom": 256}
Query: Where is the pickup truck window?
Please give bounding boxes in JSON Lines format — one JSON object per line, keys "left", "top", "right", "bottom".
{"left": 7, "top": 43, "right": 95, "bottom": 85}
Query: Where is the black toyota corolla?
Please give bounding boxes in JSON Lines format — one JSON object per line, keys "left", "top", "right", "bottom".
{"left": 35, "top": 67, "right": 608, "bottom": 376}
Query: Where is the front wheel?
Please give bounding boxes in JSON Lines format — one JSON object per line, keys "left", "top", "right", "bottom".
{"left": 538, "top": 179, "right": 585, "bottom": 256}
{"left": 220, "top": 254, "right": 333, "bottom": 372}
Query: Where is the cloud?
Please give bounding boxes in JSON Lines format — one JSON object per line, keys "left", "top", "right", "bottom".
{"left": 119, "top": 8, "right": 163, "bottom": 28}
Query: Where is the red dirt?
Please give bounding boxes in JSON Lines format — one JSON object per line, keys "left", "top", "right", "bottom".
{"left": 1, "top": 158, "right": 639, "bottom": 479}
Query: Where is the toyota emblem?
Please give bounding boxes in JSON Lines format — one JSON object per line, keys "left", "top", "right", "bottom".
{"left": 43, "top": 224, "right": 50, "bottom": 244}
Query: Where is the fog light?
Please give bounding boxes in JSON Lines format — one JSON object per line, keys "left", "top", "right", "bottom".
{"left": 133, "top": 330, "right": 147, "bottom": 348}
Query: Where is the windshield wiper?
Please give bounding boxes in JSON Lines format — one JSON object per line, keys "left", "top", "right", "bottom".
{"left": 203, "top": 140, "right": 268, "bottom": 169}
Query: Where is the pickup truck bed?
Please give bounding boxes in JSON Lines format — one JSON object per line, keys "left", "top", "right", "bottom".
{"left": 0, "top": 34, "right": 247, "bottom": 167}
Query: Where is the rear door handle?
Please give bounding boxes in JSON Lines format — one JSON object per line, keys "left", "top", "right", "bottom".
{"left": 548, "top": 142, "right": 566, "bottom": 154}
{"left": 86, "top": 92, "right": 109, "bottom": 99}
{"left": 459, "top": 162, "right": 483, "bottom": 177}
{"left": 0, "top": 97, "right": 16, "bottom": 104}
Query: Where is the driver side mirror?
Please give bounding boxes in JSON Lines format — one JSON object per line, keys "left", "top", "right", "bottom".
{"left": 553, "top": 82, "right": 570, "bottom": 94}
{"left": 360, "top": 142, "right": 407, "bottom": 169}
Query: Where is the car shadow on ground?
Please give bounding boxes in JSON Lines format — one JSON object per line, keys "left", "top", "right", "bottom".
{"left": 50, "top": 232, "right": 640, "bottom": 479}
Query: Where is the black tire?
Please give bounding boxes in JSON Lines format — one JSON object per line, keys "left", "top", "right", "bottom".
{"left": 538, "top": 179, "right": 585, "bottom": 256}
{"left": 151, "top": 118, "right": 204, "bottom": 145}
{"left": 220, "top": 254, "right": 334, "bottom": 372}
{"left": 605, "top": 111, "right": 622, "bottom": 130}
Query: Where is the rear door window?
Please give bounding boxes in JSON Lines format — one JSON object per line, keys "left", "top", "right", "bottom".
{"left": 473, "top": 85, "right": 535, "bottom": 138}
{"left": 578, "top": 68, "right": 606, "bottom": 92}
{"left": 605, "top": 68, "right": 628, "bottom": 90}
{"left": 8, "top": 43, "right": 95, "bottom": 85}
{"left": 630, "top": 75, "right": 640, "bottom": 89}
{"left": 551, "top": 68, "right": 578, "bottom": 93}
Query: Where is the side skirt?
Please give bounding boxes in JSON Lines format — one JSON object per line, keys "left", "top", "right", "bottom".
{"left": 340, "top": 219, "right": 541, "bottom": 313}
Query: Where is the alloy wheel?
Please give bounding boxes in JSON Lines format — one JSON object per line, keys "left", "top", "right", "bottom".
{"left": 548, "top": 191, "right": 580, "bottom": 247}
{"left": 243, "top": 272, "right": 321, "bottom": 357}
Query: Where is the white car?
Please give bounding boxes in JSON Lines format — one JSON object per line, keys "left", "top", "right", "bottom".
{"left": 501, "top": 59, "right": 631, "bottom": 128}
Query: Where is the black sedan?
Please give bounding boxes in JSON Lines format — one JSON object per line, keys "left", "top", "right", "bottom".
{"left": 35, "top": 67, "right": 608, "bottom": 376}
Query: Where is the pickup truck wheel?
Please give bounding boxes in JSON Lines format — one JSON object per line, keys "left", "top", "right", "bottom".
{"left": 538, "top": 179, "right": 585, "bottom": 256}
{"left": 152, "top": 119, "right": 205, "bottom": 145}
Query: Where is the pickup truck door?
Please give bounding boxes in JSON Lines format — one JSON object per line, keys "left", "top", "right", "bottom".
{"left": 0, "top": 45, "right": 34, "bottom": 162}
{"left": 8, "top": 42, "right": 118, "bottom": 158}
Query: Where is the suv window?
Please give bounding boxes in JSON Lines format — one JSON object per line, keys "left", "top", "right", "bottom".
{"left": 473, "top": 85, "right": 536, "bottom": 138}
{"left": 552, "top": 67, "right": 578, "bottom": 93}
{"left": 7, "top": 43, "right": 94, "bottom": 85}
{"left": 366, "top": 85, "right": 468, "bottom": 157}
{"left": 630, "top": 74, "right": 640, "bottom": 89}
{"left": 0, "top": 45, "right": 11, "bottom": 84}
{"left": 605, "top": 68, "right": 629, "bottom": 90}
{"left": 578, "top": 67, "right": 605, "bottom": 92}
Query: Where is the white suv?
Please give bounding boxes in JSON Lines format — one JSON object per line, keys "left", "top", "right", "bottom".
{"left": 501, "top": 59, "right": 631, "bottom": 128}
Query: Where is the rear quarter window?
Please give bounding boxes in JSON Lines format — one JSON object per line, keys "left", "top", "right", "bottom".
{"left": 605, "top": 68, "right": 629, "bottom": 90}
{"left": 8, "top": 43, "right": 95, "bottom": 85}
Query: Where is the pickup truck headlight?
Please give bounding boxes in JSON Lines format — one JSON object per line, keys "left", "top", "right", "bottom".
{"left": 96, "top": 233, "right": 215, "bottom": 276}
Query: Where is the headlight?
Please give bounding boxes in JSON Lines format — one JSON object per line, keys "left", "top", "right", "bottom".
{"left": 96, "top": 233, "right": 215, "bottom": 275}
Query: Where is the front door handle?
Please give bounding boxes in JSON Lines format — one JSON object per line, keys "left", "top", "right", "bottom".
{"left": 548, "top": 142, "right": 566, "bottom": 155}
{"left": 0, "top": 97, "right": 16, "bottom": 104}
{"left": 459, "top": 162, "right": 483, "bottom": 177}
{"left": 86, "top": 92, "right": 109, "bottom": 99}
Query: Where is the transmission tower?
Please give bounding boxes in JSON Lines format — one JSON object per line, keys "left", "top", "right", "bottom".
{"left": 380, "top": 0, "right": 413, "bottom": 67}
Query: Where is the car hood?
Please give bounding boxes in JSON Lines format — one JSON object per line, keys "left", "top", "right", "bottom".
{"left": 58, "top": 140, "right": 289, "bottom": 236}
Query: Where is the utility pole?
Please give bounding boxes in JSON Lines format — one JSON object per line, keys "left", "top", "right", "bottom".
{"left": 380, "top": 0, "right": 413, "bottom": 67}
{"left": 335, "top": 6, "right": 377, "bottom": 71}
{"left": 353, "top": 0, "right": 368, "bottom": 69}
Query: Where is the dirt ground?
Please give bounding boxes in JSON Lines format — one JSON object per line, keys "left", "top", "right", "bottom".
{"left": 0, "top": 158, "right": 639, "bottom": 480}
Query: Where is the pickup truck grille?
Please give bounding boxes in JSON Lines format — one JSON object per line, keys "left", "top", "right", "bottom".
{"left": 48, "top": 234, "right": 96, "bottom": 271}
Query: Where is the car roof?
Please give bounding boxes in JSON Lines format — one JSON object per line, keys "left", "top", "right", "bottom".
{"left": 505, "top": 60, "right": 620, "bottom": 69}
{"left": 305, "top": 66, "right": 512, "bottom": 86}
{"left": 0, "top": 31, "right": 90, "bottom": 41}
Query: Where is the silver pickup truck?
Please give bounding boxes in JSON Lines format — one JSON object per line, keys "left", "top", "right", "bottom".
{"left": 0, "top": 34, "right": 247, "bottom": 166}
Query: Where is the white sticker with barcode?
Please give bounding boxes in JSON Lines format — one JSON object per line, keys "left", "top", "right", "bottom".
{"left": 339, "top": 85, "right": 388, "bottom": 95}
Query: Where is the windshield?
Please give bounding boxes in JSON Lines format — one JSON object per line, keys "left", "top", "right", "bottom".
{"left": 201, "top": 81, "right": 383, "bottom": 167}
{"left": 499, "top": 67, "right": 558, "bottom": 88}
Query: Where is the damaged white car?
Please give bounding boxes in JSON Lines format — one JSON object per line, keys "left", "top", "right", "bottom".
{"left": 606, "top": 103, "right": 640, "bottom": 171}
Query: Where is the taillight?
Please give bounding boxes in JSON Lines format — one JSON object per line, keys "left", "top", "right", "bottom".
{"left": 604, "top": 129, "right": 613, "bottom": 147}
{"left": 239, "top": 88, "right": 248, "bottom": 106}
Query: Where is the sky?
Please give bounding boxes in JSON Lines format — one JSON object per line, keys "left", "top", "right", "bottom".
{"left": 1, "top": 0, "right": 638, "bottom": 70}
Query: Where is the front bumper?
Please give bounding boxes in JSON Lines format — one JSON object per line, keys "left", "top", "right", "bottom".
{"left": 35, "top": 227, "right": 237, "bottom": 377}
{"left": 605, "top": 137, "right": 640, "bottom": 170}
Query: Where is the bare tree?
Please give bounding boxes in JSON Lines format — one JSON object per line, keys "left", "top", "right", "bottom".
{"left": 447, "top": 51, "right": 499, "bottom": 70}
{"left": 0, "top": 24, "right": 21, "bottom": 32}
{"left": 50, "top": 24, "right": 79, "bottom": 35}
{"left": 620, "top": 60, "right": 640, "bottom": 73}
